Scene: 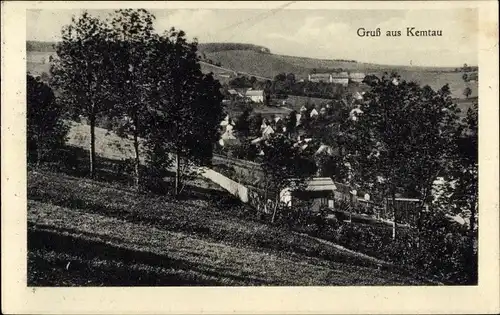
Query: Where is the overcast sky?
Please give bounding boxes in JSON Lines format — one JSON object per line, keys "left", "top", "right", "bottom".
{"left": 27, "top": 8, "right": 478, "bottom": 67}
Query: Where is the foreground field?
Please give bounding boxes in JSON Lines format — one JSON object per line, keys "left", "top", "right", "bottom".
{"left": 27, "top": 169, "right": 429, "bottom": 286}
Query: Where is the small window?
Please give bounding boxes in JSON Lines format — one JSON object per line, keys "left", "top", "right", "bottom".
{"left": 328, "top": 199, "right": 334, "bottom": 208}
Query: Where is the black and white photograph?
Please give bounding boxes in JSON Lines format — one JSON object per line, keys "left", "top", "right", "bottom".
{"left": 2, "top": 0, "right": 500, "bottom": 313}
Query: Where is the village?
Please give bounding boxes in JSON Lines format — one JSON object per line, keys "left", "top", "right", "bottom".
{"left": 212, "top": 74, "right": 469, "bottom": 232}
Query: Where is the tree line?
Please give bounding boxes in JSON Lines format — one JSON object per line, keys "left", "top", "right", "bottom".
{"left": 28, "top": 9, "right": 224, "bottom": 196}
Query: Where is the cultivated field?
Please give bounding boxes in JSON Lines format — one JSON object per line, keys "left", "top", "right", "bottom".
{"left": 27, "top": 48, "right": 478, "bottom": 100}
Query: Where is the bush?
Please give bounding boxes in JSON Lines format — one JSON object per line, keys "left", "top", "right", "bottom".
{"left": 27, "top": 75, "right": 69, "bottom": 166}
{"left": 316, "top": 212, "right": 477, "bottom": 284}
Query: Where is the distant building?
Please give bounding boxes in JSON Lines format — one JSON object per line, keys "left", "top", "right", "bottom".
{"left": 331, "top": 71, "right": 349, "bottom": 86}
{"left": 245, "top": 89, "right": 265, "bottom": 103}
{"left": 261, "top": 125, "right": 275, "bottom": 139}
{"left": 308, "top": 73, "right": 332, "bottom": 83}
{"left": 349, "top": 72, "right": 366, "bottom": 83}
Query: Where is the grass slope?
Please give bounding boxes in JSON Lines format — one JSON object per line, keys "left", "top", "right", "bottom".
{"left": 28, "top": 169, "right": 428, "bottom": 286}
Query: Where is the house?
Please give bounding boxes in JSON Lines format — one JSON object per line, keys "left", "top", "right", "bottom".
{"left": 349, "top": 72, "right": 366, "bottom": 83}
{"left": 331, "top": 71, "right": 349, "bottom": 86}
{"left": 353, "top": 91, "right": 364, "bottom": 100}
{"left": 245, "top": 89, "right": 265, "bottom": 103}
{"left": 261, "top": 125, "right": 275, "bottom": 139}
{"left": 295, "top": 113, "right": 302, "bottom": 127}
{"left": 220, "top": 115, "right": 235, "bottom": 128}
{"left": 310, "top": 108, "right": 319, "bottom": 117}
{"left": 280, "top": 177, "right": 337, "bottom": 211}
{"left": 219, "top": 128, "right": 240, "bottom": 147}
{"left": 279, "top": 177, "right": 371, "bottom": 212}
{"left": 308, "top": 73, "right": 332, "bottom": 83}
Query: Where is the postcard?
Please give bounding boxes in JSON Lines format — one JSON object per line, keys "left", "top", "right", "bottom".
{"left": 2, "top": 1, "right": 499, "bottom": 314}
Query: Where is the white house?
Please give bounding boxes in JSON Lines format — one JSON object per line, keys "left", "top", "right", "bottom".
{"left": 331, "top": 71, "right": 349, "bottom": 86}
{"left": 219, "top": 129, "right": 240, "bottom": 147}
{"left": 310, "top": 108, "right": 319, "bottom": 117}
{"left": 349, "top": 72, "right": 366, "bottom": 83}
{"left": 262, "top": 125, "right": 275, "bottom": 139}
{"left": 295, "top": 113, "right": 302, "bottom": 127}
{"left": 308, "top": 73, "right": 332, "bottom": 83}
{"left": 245, "top": 90, "right": 265, "bottom": 103}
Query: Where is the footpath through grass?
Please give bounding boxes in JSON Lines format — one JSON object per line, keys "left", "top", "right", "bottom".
{"left": 27, "top": 169, "right": 430, "bottom": 286}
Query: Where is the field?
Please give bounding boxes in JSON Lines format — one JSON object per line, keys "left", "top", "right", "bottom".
{"left": 27, "top": 47, "right": 478, "bottom": 100}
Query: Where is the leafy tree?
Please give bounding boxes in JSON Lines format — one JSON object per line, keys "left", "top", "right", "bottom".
{"left": 145, "top": 28, "right": 224, "bottom": 196}
{"left": 348, "top": 74, "right": 462, "bottom": 238}
{"left": 108, "top": 9, "right": 157, "bottom": 189}
{"left": 285, "top": 110, "right": 297, "bottom": 136}
{"left": 249, "top": 113, "right": 263, "bottom": 137}
{"left": 260, "top": 133, "right": 317, "bottom": 222}
{"left": 51, "top": 11, "right": 114, "bottom": 177}
{"left": 234, "top": 109, "right": 251, "bottom": 138}
{"left": 27, "top": 74, "right": 69, "bottom": 166}
{"left": 463, "top": 86, "right": 472, "bottom": 98}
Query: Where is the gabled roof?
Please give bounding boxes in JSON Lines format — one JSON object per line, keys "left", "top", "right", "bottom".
{"left": 304, "top": 177, "right": 337, "bottom": 191}
{"left": 262, "top": 125, "right": 275, "bottom": 136}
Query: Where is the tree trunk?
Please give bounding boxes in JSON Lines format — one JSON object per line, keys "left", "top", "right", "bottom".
{"left": 469, "top": 200, "right": 477, "bottom": 259}
{"left": 175, "top": 151, "right": 180, "bottom": 196}
{"left": 89, "top": 115, "right": 96, "bottom": 178}
{"left": 271, "top": 195, "right": 279, "bottom": 223}
{"left": 133, "top": 130, "right": 140, "bottom": 190}
{"left": 391, "top": 189, "right": 397, "bottom": 240}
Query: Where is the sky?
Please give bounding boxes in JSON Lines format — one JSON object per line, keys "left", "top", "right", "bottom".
{"left": 26, "top": 7, "right": 478, "bottom": 67}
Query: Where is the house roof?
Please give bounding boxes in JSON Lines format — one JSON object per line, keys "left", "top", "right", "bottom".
{"left": 262, "top": 125, "right": 275, "bottom": 136}
{"left": 309, "top": 73, "right": 331, "bottom": 79}
{"left": 331, "top": 71, "right": 349, "bottom": 78}
{"left": 349, "top": 72, "right": 366, "bottom": 78}
{"left": 246, "top": 90, "right": 264, "bottom": 97}
{"left": 304, "top": 177, "right": 337, "bottom": 191}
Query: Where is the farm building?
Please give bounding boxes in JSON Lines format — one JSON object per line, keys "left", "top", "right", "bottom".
{"left": 245, "top": 89, "right": 265, "bottom": 103}
{"left": 279, "top": 178, "right": 369, "bottom": 212}
{"left": 349, "top": 72, "right": 366, "bottom": 83}
{"left": 308, "top": 73, "right": 332, "bottom": 83}
{"left": 331, "top": 72, "right": 349, "bottom": 86}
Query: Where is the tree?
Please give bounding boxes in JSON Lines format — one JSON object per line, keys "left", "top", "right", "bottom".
{"left": 285, "top": 110, "right": 297, "bottom": 136}
{"left": 234, "top": 109, "right": 251, "bottom": 138}
{"left": 348, "top": 74, "right": 462, "bottom": 238}
{"left": 249, "top": 113, "right": 263, "bottom": 137}
{"left": 463, "top": 86, "right": 472, "bottom": 99}
{"left": 108, "top": 9, "right": 157, "bottom": 189}
{"left": 146, "top": 28, "right": 224, "bottom": 196}
{"left": 27, "top": 74, "right": 69, "bottom": 166}
{"left": 260, "top": 133, "right": 317, "bottom": 222}
{"left": 51, "top": 11, "right": 114, "bottom": 177}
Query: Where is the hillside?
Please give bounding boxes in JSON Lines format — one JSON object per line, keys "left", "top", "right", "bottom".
{"left": 27, "top": 120, "right": 429, "bottom": 286}
{"left": 29, "top": 169, "right": 429, "bottom": 286}
{"left": 26, "top": 40, "right": 478, "bottom": 99}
